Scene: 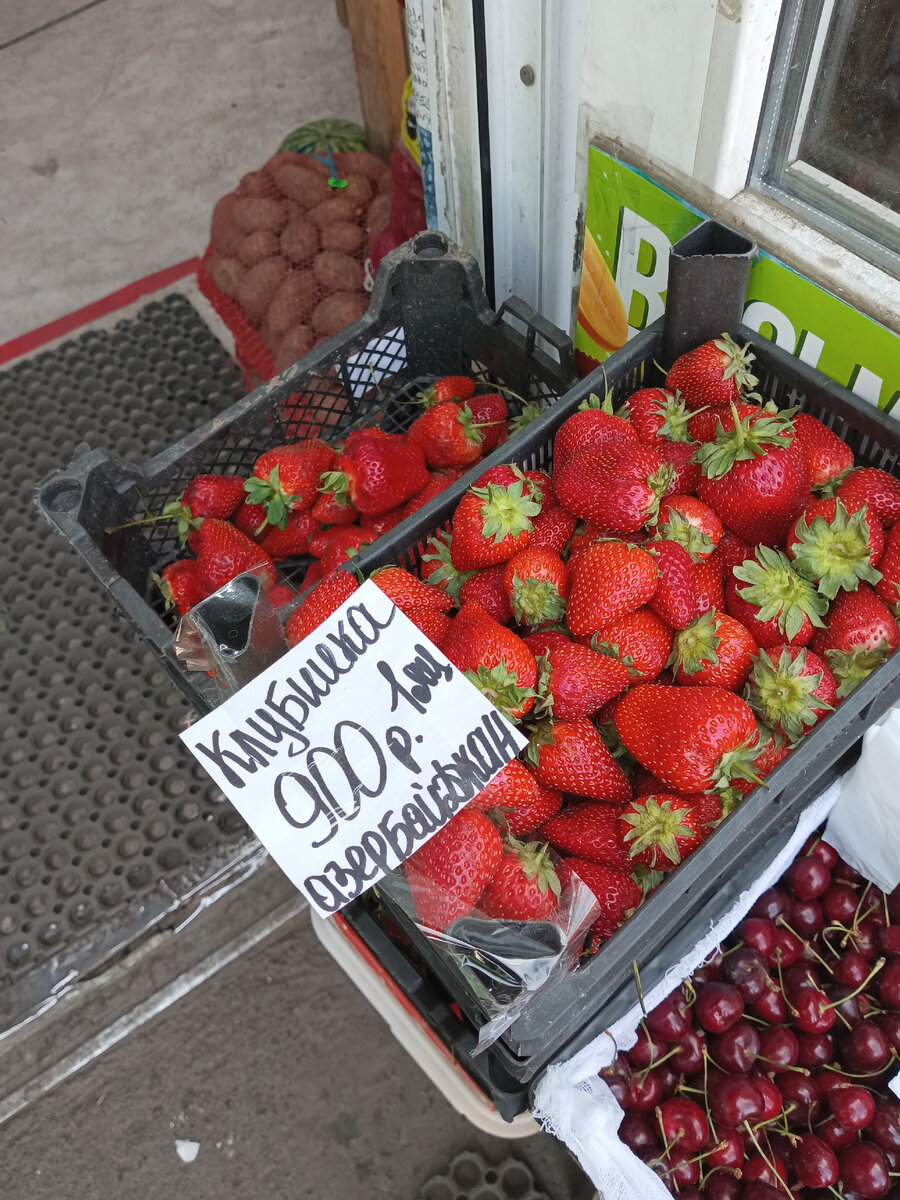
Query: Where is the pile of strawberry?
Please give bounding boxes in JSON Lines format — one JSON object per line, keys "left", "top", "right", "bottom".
{"left": 284, "top": 332, "right": 900, "bottom": 947}
{"left": 148, "top": 375, "right": 515, "bottom": 616}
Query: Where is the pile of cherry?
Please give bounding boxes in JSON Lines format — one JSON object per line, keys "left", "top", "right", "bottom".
{"left": 605, "top": 835, "right": 900, "bottom": 1198}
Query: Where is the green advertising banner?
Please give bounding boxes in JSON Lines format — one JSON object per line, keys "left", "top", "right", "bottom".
{"left": 576, "top": 146, "right": 899, "bottom": 413}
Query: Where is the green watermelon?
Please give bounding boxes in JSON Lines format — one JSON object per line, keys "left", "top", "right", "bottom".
{"left": 279, "top": 119, "right": 367, "bottom": 155}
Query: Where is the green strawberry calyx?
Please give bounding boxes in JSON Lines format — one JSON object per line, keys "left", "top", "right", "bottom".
{"left": 524, "top": 718, "right": 557, "bottom": 767}
{"left": 714, "top": 333, "right": 759, "bottom": 392}
{"left": 591, "top": 636, "right": 641, "bottom": 679}
{"left": 631, "top": 863, "right": 666, "bottom": 896}
{"left": 317, "top": 469, "right": 354, "bottom": 511}
{"left": 693, "top": 402, "right": 795, "bottom": 481}
{"left": 668, "top": 609, "right": 723, "bottom": 677}
{"left": 622, "top": 796, "right": 695, "bottom": 867}
{"left": 652, "top": 506, "right": 714, "bottom": 561}
{"left": 420, "top": 531, "right": 475, "bottom": 604}
{"left": 472, "top": 480, "right": 542, "bottom": 545}
{"left": 711, "top": 736, "right": 765, "bottom": 793}
{"left": 733, "top": 545, "right": 828, "bottom": 641}
{"left": 509, "top": 572, "right": 566, "bottom": 628}
{"left": 457, "top": 404, "right": 484, "bottom": 446}
{"left": 507, "top": 836, "right": 562, "bottom": 897}
{"left": 645, "top": 463, "right": 677, "bottom": 526}
{"left": 650, "top": 390, "right": 695, "bottom": 443}
{"left": 464, "top": 658, "right": 535, "bottom": 720}
{"left": 745, "top": 647, "right": 832, "bottom": 743}
{"left": 789, "top": 500, "right": 883, "bottom": 601}
{"left": 160, "top": 500, "right": 204, "bottom": 544}
{"left": 825, "top": 643, "right": 893, "bottom": 699}
{"left": 243, "top": 466, "right": 301, "bottom": 531}
{"left": 818, "top": 464, "right": 856, "bottom": 499}
{"left": 152, "top": 571, "right": 176, "bottom": 611}
{"left": 578, "top": 389, "right": 616, "bottom": 415}
{"left": 533, "top": 655, "right": 555, "bottom": 719}
{"left": 508, "top": 401, "right": 545, "bottom": 434}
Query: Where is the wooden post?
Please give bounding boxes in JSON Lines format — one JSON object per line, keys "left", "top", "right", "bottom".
{"left": 344, "top": 0, "right": 408, "bottom": 162}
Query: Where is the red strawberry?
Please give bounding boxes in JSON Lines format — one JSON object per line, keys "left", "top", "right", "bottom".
{"left": 359, "top": 506, "right": 406, "bottom": 535}
{"left": 479, "top": 839, "right": 561, "bottom": 922}
{"left": 267, "top": 584, "right": 294, "bottom": 610}
{"left": 709, "top": 528, "right": 751, "bottom": 574}
{"left": 321, "top": 432, "right": 429, "bottom": 515}
{"left": 420, "top": 530, "right": 475, "bottom": 603}
{"left": 526, "top": 718, "right": 632, "bottom": 804}
{"left": 418, "top": 374, "right": 476, "bottom": 406}
{"left": 555, "top": 441, "right": 674, "bottom": 533}
{"left": 285, "top": 571, "right": 359, "bottom": 646}
{"left": 399, "top": 473, "right": 456, "bottom": 519}
{"left": 470, "top": 759, "right": 562, "bottom": 836}
{"left": 567, "top": 542, "right": 658, "bottom": 638}
{"left": 541, "top": 803, "right": 632, "bottom": 870}
{"left": 553, "top": 393, "right": 638, "bottom": 476}
{"left": 459, "top": 565, "right": 513, "bottom": 625}
{"left": 592, "top": 608, "right": 674, "bottom": 684}
{"left": 308, "top": 524, "right": 344, "bottom": 558}
{"left": 811, "top": 584, "right": 900, "bottom": 696}
{"left": 403, "top": 606, "right": 451, "bottom": 646}
{"left": 695, "top": 407, "right": 811, "bottom": 545}
{"left": 745, "top": 645, "right": 836, "bottom": 743}
{"left": 319, "top": 527, "right": 372, "bottom": 574}
{"left": 310, "top": 486, "right": 358, "bottom": 526}
{"left": 155, "top": 559, "right": 206, "bottom": 614}
{"left": 467, "top": 392, "right": 507, "bottom": 453}
{"left": 535, "top": 642, "right": 630, "bottom": 720}
{"left": 787, "top": 497, "right": 884, "bottom": 600}
{"left": 620, "top": 794, "right": 703, "bottom": 870}
{"left": 529, "top": 503, "right": 578, "bottom": 555}
{"left": 836, "top": 467, "right": 900, "bottom": 528}
{"left": 693, "top": 558, "right": 725, "bottom": 613}
{"left": 655, "top": 440, "right": 701, "bottom": 495}
{"left": 622, "top": 387, "right": 693, "bottom": 444}
{"left": 728, "top": 727, "right": 791, "bottom": 798}
{"left": 450, "top": 477, "right": 542, "bottom": 571}
{"left": 245, "top": 440, "right": 335, "bottom": 526}
{"left": 615, "top": 683, "right": 762, "bottom": 793}
{"left": 522, "top": 629, "right": 571, "bottom": 658}
{"left": 371, "top": 566, "right": 453, "bottom": 614}
{"left": 559, "top": 859, "right": 642, "bottom": 940}
{"left": 442, "top": 602, "right": 537, "bottom": 719}
{"left": 299, "top": 559, "right": 324, "bottom": 591}
{"left": 647, "top": 539, "right": 699, "bottom": 630}
{"left": 655, "top": 496, "right": 722, "bottom": 561}
{"left": 195, "top": 518, "right": 276, "bottom": 594}
{"left": 687, "top": 399, "right": 764, "bottom": 444}
{"left": 726, "top": 545, "right": 828, "bottom": 647}
{"left": 404, "top": 809, "right": 503, "bottom": 929}
{"left": 233, "top": 500, "right": 268, "bottom": 541}
{"left": 691, "top": 792, "right": 723, "bottom": 833}
{"left": 502, "top": 547, "right": 569, "bottom": 628}
{"left": 876, "top": 523, "right": 900, "bottom": 613}
{"left": 790, "top": 412, "right": 855, "bottom": 490}
{"left": 408, "top": 400, "right": 484, "bottom": 468}
{"left": 666, "top": 333, "right": 758, "bottom": 410}
{"left": 258, "top": 510, "right": 317, "bottom": 560}
{"left": 670, "top": 609, "right": 758, "bottom": 691}
{"left": 161, "top": 474, "right": 246, "bottom": 543}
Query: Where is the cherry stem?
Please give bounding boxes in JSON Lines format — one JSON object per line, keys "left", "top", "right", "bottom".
{"left": 636, "top": 1043, "right": 681, "bottom": 1083}
{"left": 776, "top": 915, "right": 834, "bottom": 972}
{"left": 655, "top": 1107, "right": 676, "bottom": 1159}
{"left": 106, "top": 512, "right": 169, "bottom": 531}
{"left": 755, "top": 1057, "right": 809, "bottom": 1074}
{"left": 743, "top": 1119, "right": 797, "bottom": 1200}
{"left": 774, "top": 954, "right": 799, "bottom": 1018}
{"left": 702, "top": 1048, "right": 718, "bottom": 1144}
{"left": 823, "top": 957, "right": 885, "bottom": 1009}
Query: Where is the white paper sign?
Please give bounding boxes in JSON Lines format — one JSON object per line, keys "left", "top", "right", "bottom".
{"left": 180, "top": 579, "right": 526, "bottom": 917}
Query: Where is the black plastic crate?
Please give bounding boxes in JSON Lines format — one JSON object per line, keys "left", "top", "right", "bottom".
{"left": 36, "top": 231, "right": 575, "bottom": 712}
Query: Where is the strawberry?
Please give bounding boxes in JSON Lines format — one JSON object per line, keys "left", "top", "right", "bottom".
{"left": 669, "top": 609, "right": 758, "bottom": 691}
{"left": 622, "top": 388, "right": 693, "bottom": 444}
{"left": 299, "top": 559, "right": 324, "bottom": 591}
{"left": 232, "top": 500, "right": 268, "bottom": 541}
{"left": 359, "top": 507, "right": 406, "bottom": 536}
{"left": 319, "top": 527, "right": 372, "bottom": 574}
{"left": 407, "top": 400, "right": 484, "bottom": 468}
{"left": 811, "top": 584, "right": 900, "bottom": 696}
{"left": 526, "top": 717, "right": 632, "bottom": 803}
{"left": 655, "top": 496, "right": 723, "bottom": 560}
{"left": 245, "top": 440, "right": 335, "bottom": 527}
{"left": 666, "top": 333, "right": 758, "bottom": 410}
{"left": 787, "top": 497, "right": 884, "bottom": 599}
{"left": 876, "top": 523, "right": 900, "bottom": 613}
{"left": 555, "top": 441, "right": 675, "bottom": 533}
{"left": 155, "top": 559, "right": 206, "bottom": 614}
{"left": 553, "top": 392, "right": 638, "bottom": 476}
{"left": 522, "top": 629, "right": 571, "bottom": 658}
{"left": 285, "top": 571, "right": 359, "bottom": 646}
{"left": 399, "top": 473, "right": 456, "bottom": 518}
{"left": 404, "top": 809, "right": 503, "bottom": 929}
{"left": 371, "top": 566, "right": 453, "bottom": 615}
{"left": 745, "top": 645, "right": 836, "bottom": 743}
{"left": 320, "top": 432, "right": 429, "bottom": 515}
{"left": 458, "top": 566, "right": 513, "bottom": 625}
{"left": 310, "top": 487, "right": 358, "bottom": 526}
{"left": 647, "top": 539, "right": 698, "bottom": 630}
{"left": 535, "top": 642, "right": 630, "bottom": 719}
{"left": 592, "top": 608, "right": 673, "bottom": 684}
{"left": 478, "top": 839, "right": 561, "bottom": 922}
{"left": 836, "top": 467, "right": 900, "bottom": 527}
{"left": 403, "top": 606, "right": 451, "bottom": 646}
{"left": 693, "top": 558, "right": 725, "bottom": 613}
{"left": 467, "top": 392, "right": 507, "bottom": 452}
{"left": 160, "top": 474, "right": 246, "bottom": 543}
{"left": 691, "top": 791, "right": 723, "bottom": 833}
{"left": 529, "top": 502, "right": 578, "bottom": 555}
{"left": 470, "top": 758, "right": 562, "bottom": 836}
{"left": 687, "top": 399, "right": 764, "bottom": 444}
{"left": 709, "top": 528, "right": 751, "bottom": 574}
{"left": 620, "top": 794, "right": 703, "bottom": 870}
{"left": 790, "top": 412, "right": 855, "bottom": 490}
{"left": 727, "top": 727, "right": 791, "bottom": 798}
{"left": 195, "top": 518, "right": 276, "bottom": 595}
{"left": 502, "top": 547, "right": 569, "bottom": 627}
{"left": 442, "top": 602, "right": 537, "bottom": 719}
{"left": 258, "top": 510, "right": 317, "bottom": 560}
{"left": 695, "top": 406, "right": 811, "bottom": 545}
{"left": 559, "top": 859, "right": 642, "bottom": 940}
{"left": 308, "top": 524, "right": 344, "bottom": 558}
{"left": 417, "top": 374, "right": 476, "bottom": 407}
{"left": 656, "top": 440, "right": 701, "bottom": 495}
{"left": 420, "top": 530, "right": 475, "bottom": 603}
{"left": 541, "top": 803, "right": 632, "bottom": 870}
{"left": 726, "top": 545, "right": 828, "bottom": 647}
{"left": 267, "top": 584, "right": 294, "bottom": 610}
{"left": 615, "top": 683, "right": 762, "bottom": 793}
{"left": 450, "top": 477, "right": 542, "bottom": 570}
{"left": 566, "top": 542, "right": 658, "bottom": 637}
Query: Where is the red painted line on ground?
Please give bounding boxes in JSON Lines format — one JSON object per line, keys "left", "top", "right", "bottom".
{"left": 0, "top": 257, "right": 202, "bottom": 366}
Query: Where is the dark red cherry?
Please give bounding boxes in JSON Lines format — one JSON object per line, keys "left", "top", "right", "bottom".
{"left": 793, "top": 1132, "right": 839, "bottom": 1188}
{"left": 803, "top": 835, "right": 838, "bottom": 868}
{"left": 788, "top": 855, "right": 832, "bottom": 899}
{"left": 880, "top": 926, "right": 900, "bottom": 956}
{"left": 855, "top": 917, "right": 880, "bottom": 957}
{"left": 794, "top": 987, "right": 835, "bottom": 1033}
{"left": 843, "top": 1022, "right": 891, "bottom": 1072}
{"left": 831, "top": 1084, "right": 876, "bottom": 1130}
{"left": 617, "top": 1109, "right": 656, "bottom": 1157}
{"left": 630, "top": 1069, "right": 663, "bottom": 1111}
{"left": 834, "top": 859, "right": 864, "bottom": 884}
{"left": 753, "top": 1076, "right": 782, "bottom": 1121}
{"left": 671, "top": 1027, "right": 705, "bottom": 1074}
{"left": 775, "top": 1071, "right": 821, "bottom": 1125}
{"left": 694, "top": 981, "right": 744, "bottom": 1034}
{"left": 784, "top": 960, "right": 821, "bottom": 995}
{"left": 823, "top": 882, "right": 860, "bottom": 924}
{"left": 837, "top": 950, "right": 871, "bottom": 987}
{"left": 645, "top": 992, "right": 692, "bottom": 1041}
{"left": 881, "top": 1012, "right": 900, "bottom": 1053}
{"left": 751, "top": 986, "right": 788, "bottom": 1025}
{"left": 741, "top": 1152, "right": 787, "bottom": 1189}
{"left": 816, "top": 1069, "right": 852, "bottom": 1095}
{"left": 837, "top": 1141, "right": 890, "bottom": 1198}
{"left": 739, "top": 916, "right": 777, "bottom": 958}
{"left": 706, "top": 1128, "right": 744, "bottom": 1168}
{"left": 818, "top": 1114, "right": 858, "bottom": 1149}
{"left": 792, "top": 897, "right": 824, "bottom": 936}
{"left": 709, "top": 1074, "right": 763, "bottom": 1127}
{"left": 628, "top": 1026, "right": 669, "bottom": 1069}
{"left": 758, "top": 1024, "right": 798, "bottom": 1068}
{"left": 740, "top": 1183, "right": 785, "bottom": 1200}
{"left": 828, "top": 982, "right": 863, "bottom": 1026}
{"left": 658, "top": 1097, "right": 708, "bottom": 1153}
{"left": 751, "top": 887, "right": 792, "bottom": 921}
{"left": 771, "top": 925, "right": 803, "bottom": 966}
{"left": 796, "top": 1030, "right": 833, "bottom": 1067}
{"left": 656, "top": 1147, "right": 700, "bottom": 1189}
{"left": 704, "top": 1173, "right": 741, "bottom": 1200}
{"left": 653, "top": 1063, "right": 679, "bottom": 1100}
{"left": 869, "top": 1103, "right": 900, "bottom": 1150}
{"left": 721, "top": 947, "right": 769, "bottom": 1001}
{"left": 712, "top": 1019, "right": 760, "bottom": 1074}
{"left": 880, "top": 959, "right": 900, "bottom": 1009}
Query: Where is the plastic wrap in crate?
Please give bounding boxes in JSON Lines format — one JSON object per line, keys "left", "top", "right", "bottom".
{"left": 36, "top": 231, "right": 575, "bottom": 713}
{"left": 350, "top": 308, "right": 900, "bottom": 1090}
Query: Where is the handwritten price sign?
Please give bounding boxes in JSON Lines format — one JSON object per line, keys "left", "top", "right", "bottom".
{"left": 181, "top": 580, "right": 526, "bottom": 917}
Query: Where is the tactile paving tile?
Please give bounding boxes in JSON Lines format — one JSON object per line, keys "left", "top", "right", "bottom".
{"left": 0, "top": 294, "right": 251, "bottom": 1000}
{"left": 419, "top": 1151, "right": 550, "bottom": 1200}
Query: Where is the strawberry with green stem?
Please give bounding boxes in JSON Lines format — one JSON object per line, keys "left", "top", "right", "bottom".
{"left": 502, "top": 546, "right": 569, "bottom": 628}
{"left": 370, "top": 566, "right": 453, "bottom": 616}
{"left": 245, "top": 440, "right": 335, "bottom": 528}
{"left": 416, "top": 374, "right": 476, "bottom": 407}
{"left": 552, "top": 390, "right": 638, "bottom": 476}
{"left": 669, "top": 609, "right": 759, "bottom": 692}
{"left": 258, "top": 510, "right": 317, "bottom": 560}
{"left": 529, "top": 502, "right": 578, "bottom": 556}
{"left": 726, "top": 545, "right": 828, "bottom": 647}
{"left": 790, "top": 412, "right": 855, "bottom": 490}
{"left": 654, "top": 496, "right": 723, "bottom": 561}
{"left": 467, "top": 392, "right": 508, "bottom": 452}
{"left": 566, "top": 541, "right": 658, "bottom": 638}
{"left": 787, "top": 498, "right": 884, "bottom": 600}
{"left": 622, "top": 387, "right": 694, "bottom": 444}
{"left": 666, "top": 333, "right": 759, "bottom": 411}
{"left": 285, "top": 571, "right": 359, "bottom": 646}
{"left": 479, "top": 838, "right": 561, "bottom": 922}
{"left": 112, "top": 474, "right": 247, "bottom": 547}
{"left": 458, "top": 566, "right": 513, "bottom": 625}
{"left": 620, "top": 794, "right": 704, "bottom": 870}
{"left": 320, "top": 431, "right": 429, "bottom": 516}
{"left": 404, "top": 808, "right": 503, "bottom": 930}
{"left": 154, "top": 559, "right": 206, "bottom": 615}
{"left": 559, "top": 858, "right": 642, "bottom": 940}
{"left": 450, "top": 475, "right": 543, "bottom": 571}
{"left": 745, "top": 645, "right": 836, "bottom": 743}
{"left": 420, "top": 530, "right": 475, "bottom": 603}
{"left": 442, "top": 601, "right": 538, "bottom": 720}
{"left": 647, "top": 539, "right": 699, "bottom": 631}
{"left": 407, "top": 400, "right": 484, "bottom": 468}
{"left": 534, "top": 642, "right": 630, "bottom": 720}
{"left": 195, "top": 518, "right": 276, "bottom": 595}
{"left": 554, "top": 440, "right": 675, "bottom": 533}
{"left": 811, "top": 584, "right": 900, "bottom": 696}
{"left": 541, "top": 803, "right": 633, "bottom": 871}
{"left": 590, "top": 607, "right": 674, "bottom": 684}
{"left": 526, "top": 717, "right": 632, "bottom": 804}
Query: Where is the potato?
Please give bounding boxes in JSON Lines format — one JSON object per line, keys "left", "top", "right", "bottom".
{"left": 274, "top": 325, "right": 316, "bottom": 374}
{"left": 232, "top": 196, "right": 288, "bottom": 234}
{"left": 313, "top": 251, "right": 364, "bottom": 292}
{"left": 280, "top": 216, "right": 319, "bottom": 265}
{"left": 320, "top": 221, "right": 365, "bottom": 254}
{"left": 207, "top": 255, "right": 245, "bottom": 298}
{"left": 266, "top": 270, "right": 318, "bottom": 337}
{"left": 339, "top": 174, "right": 373, "bottom": 208}
{"left": 236, "top": 170, "right": 271, "bottom": 197}
{"left": 209, "top": 194, "right": 242, "bottom": 254}
{"left": 311, "top": 291, "right": 369, "bottom": 338}
{"left": 366, "top": 193, "right": 392, "bottom": 237}
{"left": 265, "top": 151, "right": 330, "bottom": 180}
{"left": 237, "top": 230, "right": 280, "bottom": 267}
{"left": 333, "top": 150, "right": 389, "bottom": 180}
{"left": 308, "top": 195, "right": 365, "bottom": 229}
{"left": 234, "top": 256, "right": 287, "bottom": 322}
{"left": 271, "top": 163, "right": 331, "bottom": 208}
{"left": 259, "top": 319, "right": 280, "bottom": 354}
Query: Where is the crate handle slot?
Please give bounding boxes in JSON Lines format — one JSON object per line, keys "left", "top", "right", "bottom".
{"left": 494, "top": 296, "right": 576, "bottom": 376}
